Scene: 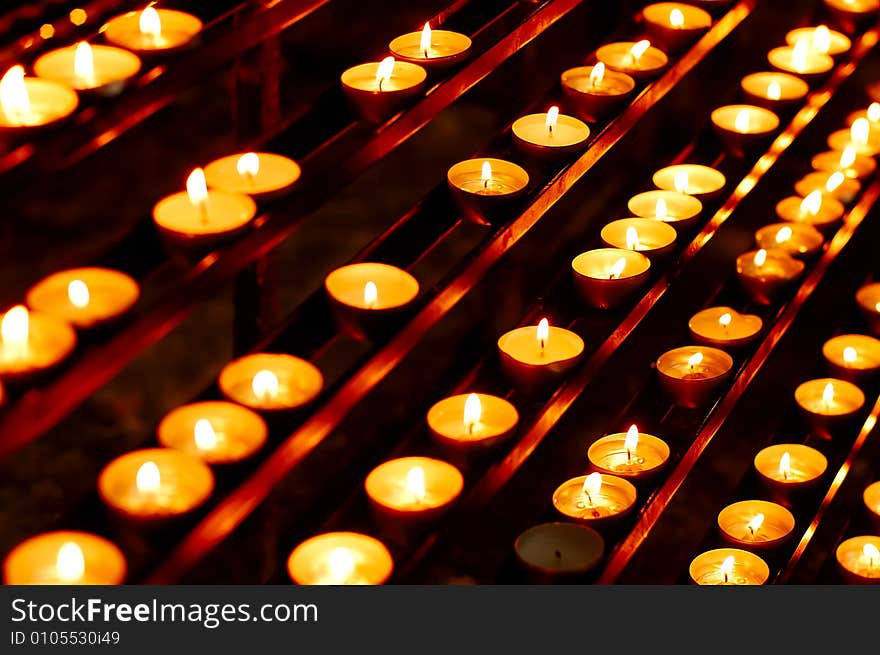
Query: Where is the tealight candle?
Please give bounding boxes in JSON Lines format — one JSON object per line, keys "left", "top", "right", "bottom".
{"left": 767, "top": 38, "right": 833, "bottom": 81}
{"left": 711, "top": 104, "right": 780, "bottom": 156}
{"left": 627, "top": 190, "right": 703, "bottom": 231}
{"left": 0, "top": 65, "right": 78, "bottom": 131}
{"left": 855, "top": 282, "right": 880, "bottom": 336}
{"left": 656, "top": 346, "right": 733, "bottom": 408}
{"left": 152, "top": 168, "right": 257, "bottom": 248}
{"left": 652, "top": 164, "right": 726, "bottom": 201}
{"left": 587, "top": 424, "right": 670, "bottom": 480}
{"left": 688, "top": 306, "right": 763, "bottom": 349}
{"left": 0, "top": 305, "right": 76, "bottom": 384}
{"left": 551, "top": 472, "right": 637, "bottom": 527}
{"left": 827, "top": 117, "right": 880, "bottom": 156}
{"left": 497, "top": 318, "right": 585, "bottom": 395}
{"left": 689, "top": 548, "right": 769, "bottom": 585}
{"left": 341, "top": 56, "right": 427, "bottom": 123}
{"left": 735, "top": 248, "right": 805, "bottom": 305}
{"left": 365, "top": 456, "right": 464, "bottom": 529}
{"left": 717, "top": 500, "right": 795, "bottom": 551}
{"left": 600, "top": 218, "right": 678, "bottom": 260}
{"left": 571, "top": 248, "right": 651, "bottom": 310}
{"left": 287, "top": 532, "right": 394, "bottom": 585}
{"left": 560, "top": 64, "right": 636, "bottom": 122}
{"left": 203, "top": 152, "right": 301, "bottom": 201}
{"left": 324, "top": 262, "right": 419, "bottom": 340}
{"left": 823, "top": 0, "right": 880, "bottom": 29}
{"left": 511, "top": 106, "right": 590, "bottom": 161}
{"left": 863, "top": 481, "right": 880, "bottom": 529}
{"left": 786, "top": 25, "right": 851, "bottom": 57}
{"left": 835, "top": 536, "right": 880, "bottom": 584}
{"left": 26, "top": 267, "right": 140, "bottom": 329}
{"left": 3, "top": 531, "right": 126, "bottom": 585}
{"left": 447, "top": 158, "right": 529, "bottom": 225}
{"left": 755, "top": 223, "right": 824, "bottom": 259}
{"left": 427, "top": 392, "right": 519, "bottom": 452}
{"left": 388, "top": 23, "right": 472, "bottom": 69}
{"left": 514, "top": 522, "right": 605, "bottom": 583}
{"left": 596, "top": 40, "right": 668, "bottom": 81}
{"left": 845, "top": 103, "right": 880, "bottom": 134}
{"left": 795, "top": 377, "right": 865, "bottom": 438}
{"left": 98, "top": 448, "right": 214, "bottom": 524}
{"left": 794, "top": 171, "right": 860, "bottom": 205}
{"left": 218, "top": 352, "right": 323, "bottom": 413}
{"left": 642, "top": 3, "right": 712, "bottom": 53}
{"left": 103, "top": 6, "right": 203, "bottom": 54}
{"left": 811, "top": 147, "right": 876, "bottom": 180}
{"left": 33, "top": 41, "right": 141, "bottom": 98}
{"left": 157, "top": 401, "right": 268, "bottom": 466}
{"left": 740, "top": 71, "right": 809, "bottom": 111}
{"left": 822, "top": 334, "right": 880, "bottom": 385}
{"left": 775, "top": 190, "right": 845, "bottom": 235}
{"left": 754, "top": 443, "right": 828, "bottom": 493}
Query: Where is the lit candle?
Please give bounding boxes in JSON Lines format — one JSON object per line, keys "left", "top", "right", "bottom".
{"left": 794, "top": 170, "right": 860, "bottom": 205}
{"left": 811, "top": 147, "right": 876, "bottom": 180}
{"left": 365, "top": 456, "right": 464, "bottom": 529}
{"left": 823, "top": 0, "right": 880, "bottom": 30}
{"left": 688, "top": 306, "right": 763, "bottom": 349}
{"left": 341, "top": 56, "right": 427, "bottom": 123}
{"left": 711, "top": 104, "right": 780, "bottom": 156}
{"left": 689, "top": 548, "right": 769, "bottom": 585}
{"left": 595, "top": 40, "right": 668, "bottom": 81}
{"left": 514, "top": 522, "right": 605, "bottom": 583}
{"left": 427, "top": 392, "right": 519, "bottom": 452}
{"left": 855, "top": 282, "right": 880, "bottom": 336}
{"left": 25, "top": 267, "right": 140, "bottom": 329}
{"left": 497, "top": 318, "right": 585, "bottom": 395}
{"left": 717, "top": 500, "right": 795, "bottom": 551}
{"left": 0, "top": 305, "right": 76, "bottom": 384}
{"left": 447, "top": 158, "right": 529, "bottom": 224}
{"left": 767, "top": 38, "right": 834, "bottom": 80}
{"left": 652, "top": 164, "right": 726, "bottom": 201}
{"left": 627, "top": 190, "right": 703, "bottom": 231}
{"left": 656, "top": 346, "right": 733, "bottom": 408}
{"left": 203, "top": 152, "right": 301, "bottom": 201}
{"left": 754, "top": 443, "right": 828, "bottom": 494}
{"left": 735, "top": 248, "right": 805, "bottom": 305}
{"left": 157, "top": 400, "right": 268, "bottom": 466}
{"left": 642, "top": 2, "right": 712, "bottom": 53}
{"left": 560, "top": 63, "right": 636, "bottom": 122}
{"left": 98, "top": 448, "right": 214, "bottom": 524}
{"left": 863, "top": 481, "right": 880, "bottom": 529}
{"left": 33, "top": 41, "right": 141, "bottom": 97}
{"left": 2, "top": 531, "right": 126, "bottom": 585}
{"left": 775, "top": 190, "right": 845, "bottom": 235}
{"left": 152, "top": 167, "right": 258, "bottom": 248}
{"left": 218, "top": 352, "right": 323, "bottom": 412}
{"left": 827, "top": 117, "right": 880, "bottom": 156}
{"left": 600, "top": 218, "right": 678, "bottom": 260}
{"left": 785, "top": 25, "right": 851, "bottom": 57}
{"left": 571, "top": 248, "right": 651, "bottom": 309}
{"left": 754, "top": 223, "right": 824, "bottom": 259}
{"left": 551, "top": 472, "right": 637, "bottom": 527}
{"left": 587, "top": 424, "right": 670, "bottom": 480}
{"left": 102, "top": 6, "right": 203, "bottom": 53}
{"left": 835, "top": 536, "right": 880, "bottom": 584}
{"left": 0, "top": 65, "right": 78, "bottom": 130}
{"left": 740, "top": 71, "right": 809, "bottom": 110}
{"left": 511, "top": 105, "right": 590, "bottom": 161}
{"left": 388, "top": 22, "right": 472, "bottom": 69}
{"left": 794, "top": 377, "right": 865, "bottom": 438}
{"left": 324, "top": 262, "right": 420, "bottom": 340}
{"left": 822, "top": 334, "right": 880, "bottom": 385}
{"left": 287, "top": 532, "right": 394, "bottom": 585}
{"left": 845, "top": 102, "right": 880, "bottom": 137}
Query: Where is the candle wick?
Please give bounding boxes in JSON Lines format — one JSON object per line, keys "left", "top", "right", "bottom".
{"left": 782, "top": 469, "right": 788, "bottom": 481}
{"left": 723, "top": 571, "right": 729, "bottom": 584}
{"left": 548, "top": 124, "right": 553, "bottom": 136}
{"left": 584, "top": 491, "right": 593, "bottom": 507}
{"left": 539, "top": 338, "right": 545, "bottom": 352}
{"left": 468, "top": 421, "right": 475, "bottom": 436}
{"left": 748, "top": 525, "right": 755, "bottom": 538}
{"left": 424, "top": 48, "right": 429, "bottom": 59}
{"left": 378, "top": 78, "right": 383, "bottom": 93}
{"left": 626, "top": 448, "right": 632, "bottom": 464}
{"left": 483, "top": 177, "right": 489, "bottom": 190}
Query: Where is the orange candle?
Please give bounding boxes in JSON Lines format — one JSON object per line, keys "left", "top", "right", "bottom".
{"left": 571, "top": 248, "right": 651, "bottom": 310}
{"left": 33, "top": 41, "right": 141, "bottom": 97}
{"left": 0, "top": 65, "right": 78, "bottom": 131}
{"left": 388, "top": 23, "right": 472, "bottom": 69}
{"left": 600, "top": 218, "right": 677, "bottom": 260}
{"left": 656, "top": 345, "right": 733, "bottom": 408}
{"left": 785, "top": 25, "right": 851, "bottom": 57}
{"left": 711, "top": 104, "right": 779, "bottom": 156}
{"left": 26, "top": 267, "right": 140, "bottom": 329}
{"left": 511, "top": 106, "right": 590, "bottom": 161}
{"left": 855, "top": 282, "right": 880, "bottom": 336}
{"left": 863, "top": 481, "right": 880, "bottom": 528}
{"left": 836, "top": 536, "right": 880, "bottom": 584}
{"left": 218, "top": 353, "right": 323, "bottom": 412}
{"left": 365, "top": 456, "right": 463, "bottom": 528}
{"left": 740, "top": 71, "right": 809, "bottom": 111}
{"left": 427, "top": 392, "right": 519, "bottom": 452}
{"left": 560, "top": 64, "right": 635, "bottom": 122}
{"left": 652, "top": 164, "right": 725, "bottom": 201}
{"left": 689, "top": 548, "right": 769, "bottom": 585}
{"left": 822, "top": 334, "right": 880, "bottom": 385}
{"left": 587, "top": 424, "right": 669, "bottom": 480}
{"left": 103, "top": 6, "right": 203, "bottom": 54}
{"left": 794, "top": 171, "right": 860, "bottom": 206}
{"left": 642, "top": 3, "right": 712, "bottom": 53}
{"left": 768, "top": 38, "right": 833, "bottom": 80}
{"left": 0, "top": 305, "right": 77, "bottom": 385}
{"left": 497, "top": 318, "right": 584, "bottom": 395}
{"left": 552, "top": 472, "right": 637, "bottom": 527}
{"left": 735, "top": 248, "right": 805, "bottom": 305}
{"left": 811, "top": 147, "right": 876, "bottom": 180}
{"left": 157, "top": 401, "right": 268, "bottom": 465}
{"left": 341, "top": 57, "right": 426, "bottom": 123}
{"left": 447, "top": 158, "right": 529, "bottom": 225}
{"left": 3, "top": 531, "right": 126, "bottom": 585}
{"left": 688, "top": 306, "right": 763, "bottom": 349}
{"left": 717, "top": 500, "right": 795, "bottom": 551}
{"left": 775, "top": 190, "right": 845, "bottom": 235}
{"left": 203, "top": 152, "right": 301, "bottom": 201}
{"left": 596, "top": 40, "right": 668, "bottom": 81}
{"left": 627, "top": 190, "right": 703, "bottom": 231}
{"left": 794, "top": 377, "right": 865, "bottom": 438}
{"left": 755, "top": 223, "right": 824, "bottom": 259}
{"left": 754, "top": 443, "right": 827, "bottom": 493}
{"left": 287, "top": 532, "right": 393, "bottom": 585}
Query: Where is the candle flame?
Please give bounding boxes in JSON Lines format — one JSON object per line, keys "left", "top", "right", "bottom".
{"left": 252, "top": 369, "right": 279, "bottom": 400}
{"left": 625, "top": 226, "right": 640, "bottom": 251}
{"left": 669, "top": 8, "right": 685, "bottom": 28}
{"left": 0, "top": 66, "right": 32, "bottom": 126}
{"left": 481, "top": 160, "right": 492, "bottom": 185}
{"left": 840, "top": 146, "right": 857, "bottom": 169}
{"left": 825, "top": 171, "right": 845, "bottom": 193}
{"left": 363, "top": 281, "right": 378, "bottom": 308}
{"left": 843, "top": 346, "right": 858, "bottom": 364}
{"left": 813, "top": 25, "right": 831, "bottom": 54}
{"left": 536, "top": 317, "right": 549, "bottom": 350}
{"left": 65, "top": 279, "right": 90, "bottom": 308}
{"left": 746, "top": 513, "right": 765, "bottom": 535}
{"left": 775, "top": 226, "right": 793, "bottom": 244}
{"left": 720, "top": 555, "right": 735, "bottom": 579}
{"left": 139, "top": 6, "right": 162, "bottom": 39}
{"left": 327, "top": 547, "right": 356, "bottom": 584}
{"left": 73, "top": 41, "right": 95, "bottom": 85}
{"left": 792, "top": 38, "right": 809, "bottom": 72}
{"left": 779, "top": 451, "right": 792, "bottom": 479}
{"left": 589, "top": 62, "right": 605, "bottom": 86}
{"left": 135, "top": 461, "right": 160, "bottom": 494}
{"left": 630, "top": 39, "right": 651, "bottom": 61}
{"left": 754, "top": 249, "right": 767, "bottom": 267}
{"left": 864, "top": 543, "right": 880, "bottom": 567}
{"left": 406, "top": 466, "right": 426, "bottom": 503}
{"left": 194, "top": 418, "right": 217, "bottom": 451}
{"left": 236, "top": 152, "right": 260, "bottom": 178}
{"left": 420, "top": 22, "right": 431, "bottom": 56}
{"left": 673, "top": 170, "right": 689, "bottom": 194}
{"left": 56, "top": 542, "right": 85, "bottom": 582}
{"left": 868, "top": 102, "right": 880, "bottom": 123}
{"left": 608, "top": 257, "right": 627, "bottom": 280}
{"left": 376, "top": 56, "right": 395, "bottom": 89}
{"left": 688, "top": 351, "right": 704, "bottom": 368}
{"left": 852, "top": 117, "right": 870, "bottom": 146}
{"left": 801, "top": 190, "right": 822, "bottom": 216}
{"left": 655, "top": 197, "right": 668, "bottom": 220}
{"left": 1, "top": 305, "right": 29, "bottom": 349}
{"left": 767, "top": 81, "right": 782, "bottom": 101}
{"left": 545, "top": 106, "right": 559, "bottom": 133}
{"left": 624, "top": 424, "right": 639, "bottom": 452}
{"left": 186, "top": 168, "right": 208, "bottom": 208}
{"left": 464, "top": 392, "right": 482, "bottom": 433}
{"left": 822, "top": 381, "right": 835, "bottom": 406}
{"left": 734, "top": 109, "right": 751, "bottom": 133}
{"left": 719, "top": 312, "right": 732, "bottom": 328}
{"left": 582, "top": 472, "right": 602, "bottom": 504}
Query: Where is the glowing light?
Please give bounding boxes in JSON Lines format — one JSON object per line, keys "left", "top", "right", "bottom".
{"left": 56, "top": 542, "right": 85, "bottom": 582}
{"left": 40, "top": 24, "right": 55, "bottom": 40}
{"left": 1, "top": 305, "right": 29, "bottom": 356}
{"left": 754, "top": 249, "right": 767, "bottom": 267}
{"left": 363, "top": 281, "right": 378, "bottom": 308}
{"left": 825, "top": 171, "right": 845, "bottom": 193}
{"left": 863, "top": 543, "right": 880, "bottom": 569}
{"left": 852, "top": 117, "right": 870, "bottom": 146}
{"left": 545, "top": 106, "right": 559, "bottom": 135}
{"left": 186, "top": 168, "right": 209, "bottom": 214}
{"left": 746, "top": 513, "right": 765, "bottom": 538}
{"left": 589, "top": 62, "right": 605, "bottom": 86}
{"left": 464, "top": 393, "right": 481, "bottom": 434}
{"left": 406, "top": 466, "right": 426, "bottom": 503}
{"left": 0, "top": 66, "right": 33, "bottom": 126}
{"left": 326, "top": 548, "right": 356, "bottom": 584}
{"left": 688, "top": 351, "right": 704, "bottom": 369}
{"left": 720, "top": 555, "right": 735, "bottom": 582}
{"left": 582, "top": 472, "right": 602, "bottom": 506}
{"left": 822, "top": 381, "right": 835, "bottom": 407}
{"left": 536, "top": 317, "right": 549, "bottom": 350}
{"left": 812, "top": 25, "right": 831, "bottom": 54}
{"left": 673, "top": 170, "right": 689, "bottom": 194}
{"left": 801, "top": 190, "right": 822, "bottom": 216}
{"left": 252, "top": 369, "right": 279, "bottom": 400}
{"left": 624, "top": 424, "right": 639, "bottom": 455}
{"left": 719, "top": 312, "right": 732, "bottom": 328}
{"left": 735, "top": 109, "right": 751, "bottom": 133}
{"left": 767, "top": 81, "right": 781, "bottom": 101}
{"left": 69, "top": 8, "right": 88, "bottom": 26}
{"left": 139, "top": 6, "right": 162, "bottom": 40}
{"left": 843, "top": 346, "right": 858, "bottom": 364}
{"left": 135, "top": 461, "right": 160, "bottom": 494}
{"left": 630, "top": 40, "right": 651, "bottom": 62}
{"left": 73, "top": 41, "right": 95, "bottom": 86}
{"left": 420, "top": 23, "right": 432, "bottom": 57}
{"left": 67, "top": 279, "right": 90, "bottom": 308}
{"left": 194, "top": 418, "right": 218, "bottom": 451}
{"left": 840, "top": 146, "right": 857, "bottom": 170}
{"left": 376, "top": 56, "right": 395, "bottom": 90}
{"left": 609, "top": 257, "right": 627, "bottom": 280}
{"left": 625, "top": 226, "right": 640, "bottom": 250}
{"left": 236, "top": 152, "right": 260, "bottom": 178}
{"left": 775, "top": 226, "right": 793, "bottom": 244}
{"left": 655, "top": 198, "right": 668, "bottom": 220}
{"left": 792, "top": 38, "right": 809, "bottom": 72}
{"left": 481, "top": 160, "right": 492, "bottom": 188}
{"left": 669, "top": 8, "right": 685, "bottom": 28}
{"left": 868, "top": 102, "right": 880, "bottom": 123}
